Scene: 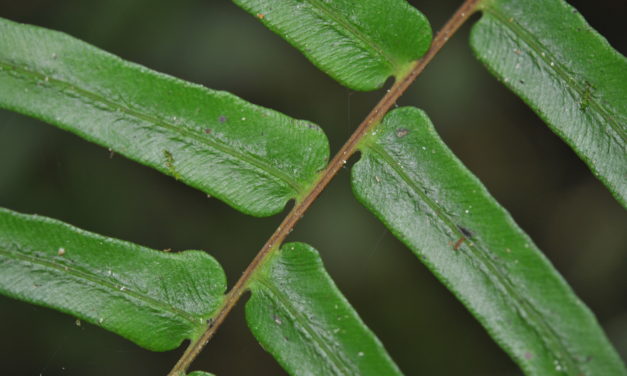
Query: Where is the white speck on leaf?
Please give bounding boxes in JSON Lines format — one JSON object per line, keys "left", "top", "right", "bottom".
{"left": 273, "top": 315, "right": 282, "bottom": 325}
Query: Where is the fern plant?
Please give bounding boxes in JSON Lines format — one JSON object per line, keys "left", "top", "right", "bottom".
{"left": 0, "top": 0, "right": 625, "bottom": 375}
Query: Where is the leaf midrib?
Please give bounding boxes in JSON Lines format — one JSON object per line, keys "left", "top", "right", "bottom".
{"left": 305, "top": 0, "right": 399, "bottom": 73}
{"left": 484, "top": 6, "right": 627, "bottom": 144}
{"left": 366, "top": 142, "right": 582, "bottom": 374}
{"left": 0, "top": 59, "right": 304, "bottom": 194}
{"left": 0, "top": 246, "right": 201, "bottom": 327}
{"left": 254, "top": 275, "right": 357, "bottom": 376}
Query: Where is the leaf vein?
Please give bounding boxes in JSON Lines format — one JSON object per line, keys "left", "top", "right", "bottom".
{"left": 0, "top": 247, "right": 200, "bottom": 326}
{"left": 255, "top": 276, "right": 357, "bottom": 375}
{"left": 0, "top": 59, "right": 304, "bottom": 194}
{"left": 367, "top": 142, "right": 582, "bottom": 373}
{"left": 305, "top": 0, "right": 398, "bottom": 72}
{"left": 484, "top": 7, "right": 626, "bottom": 144}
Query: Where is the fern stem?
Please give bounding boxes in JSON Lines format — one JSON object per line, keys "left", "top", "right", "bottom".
{"left": 167, "top": 0, "right": 481, "bottom": 374}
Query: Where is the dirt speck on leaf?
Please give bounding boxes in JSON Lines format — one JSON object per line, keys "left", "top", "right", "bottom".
{"left": 395, "top": 128, "right": 409, "bottom": 138}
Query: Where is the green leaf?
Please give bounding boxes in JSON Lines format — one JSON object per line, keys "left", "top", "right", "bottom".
{"left": 470, "top": 0, "right": 627, "bottom": 207}
{"left": 232, "top": 0, "right": 432, "bottom": 91}
{"left": 0, "top": 207, "right": 226, "bottom": 352}
{"left": 246, "top": 242, "right": 402, "bottom": 376}
{"left": 352, "top": 107, "right": 625, "bottom": 375}
{"left": 0, "top": 17, "right": 329, "bottom": 217}
{"left": 186, "top": 372, "right": 215, "bottom": 376}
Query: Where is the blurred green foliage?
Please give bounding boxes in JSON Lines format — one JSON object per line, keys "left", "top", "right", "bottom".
{"left": 0, "top": 0, "right": 625, "bottom": 375}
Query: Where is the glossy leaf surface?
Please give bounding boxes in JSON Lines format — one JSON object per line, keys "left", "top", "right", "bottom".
{"left": 471, "top": 0, "right": 627, "bottom": 207}
{"left": 0, "top": 207, "right": 226, "bottom": 351}
{"left": 232, "top": 0, "right": 432, "bottom": 91}
{"left": 352, "top": 107, "right": 625, "bottom": 375}
{"left": 0, "top": 17, "right": 329, "bottom": 217}
{"left": 186, "top": 372, "right": 215, "bottom": 376}
{"left": 246, "top": 242, "right": 402, "bottom": 376}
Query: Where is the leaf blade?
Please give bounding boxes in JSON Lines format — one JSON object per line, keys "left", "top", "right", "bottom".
{"left": 0, "top": 207, "right": 226, "bottom": 352}
{"left": 232, "top": 0, "right": 432, "bottom": 91}
{"left": 246, "top": 242, "right": 402, "bottom": 376}
{"left": 352, "top": 107, "right": 625, "bottom": 375}
{"left": 470, "top": 0, "right": 627, "bottom": 207}
{"left": 0, "top": 17, "right": 329, "bottom": 217}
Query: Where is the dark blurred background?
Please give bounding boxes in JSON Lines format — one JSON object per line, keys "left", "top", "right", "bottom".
{"left": 0, "top": 0, "right": 625, "bottom": 375}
